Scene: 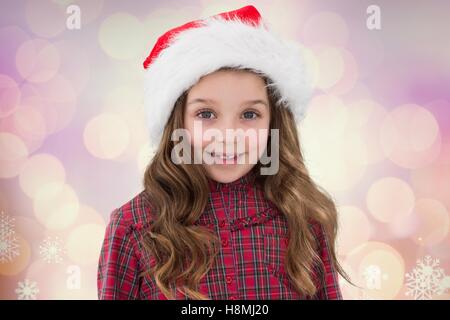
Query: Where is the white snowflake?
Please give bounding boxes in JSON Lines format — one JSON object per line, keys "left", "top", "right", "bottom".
{"left": 39, "top": 236, "right": 64, "bottom": 264}
{"left": 405, "top": 255, "right": 447, "bottom": 300}
{"left": 0, "top": 211, "right": 20, "bottom": 263}
{"left": 15, "top": 279, "right": 39, "bottom": 300}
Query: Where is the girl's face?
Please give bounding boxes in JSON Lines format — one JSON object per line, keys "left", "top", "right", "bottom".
{"left": 183, "top": 70, "right": 271, "bottom": 183}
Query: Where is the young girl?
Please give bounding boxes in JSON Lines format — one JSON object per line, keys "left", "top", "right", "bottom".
{"left": 98, "top": 5, "right": 350, "bottom": 300}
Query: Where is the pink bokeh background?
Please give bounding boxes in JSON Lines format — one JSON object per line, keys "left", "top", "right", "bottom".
{"left": 1, "top": 0, "right": 449, "bottom": 300}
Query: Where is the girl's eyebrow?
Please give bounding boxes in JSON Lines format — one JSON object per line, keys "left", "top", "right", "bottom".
{"left": 187, "top": 98, "right": 268, "bottom": 107}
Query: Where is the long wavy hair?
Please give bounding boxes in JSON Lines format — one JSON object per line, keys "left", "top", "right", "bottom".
{"left": 140, "top": 66, "right": 352, "bottom": 299}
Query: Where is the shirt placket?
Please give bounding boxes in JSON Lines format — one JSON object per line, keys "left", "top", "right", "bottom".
{"left": 218, "top": 185, "right": 239, "bottom": 300}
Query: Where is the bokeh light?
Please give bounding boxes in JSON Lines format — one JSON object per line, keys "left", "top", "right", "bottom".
{"left": 19, "top": 153, "right": 66, "bottom": 199}
{"left": 345, "top": 242, "right": 405, "bottom": 300}
{"left": 83, "top": 113, "right": 131, "bottom": 159}
{"left": 137, "top": 142, "right": 157, "bottom": 175}
{"left": 301, "top": 94, "right": 368, "bottom": 192}
{"left": 345, "top": 99, "right": 388, "bottom": 165}
{"left": 66, "top": 223, "right": 106, "bottom": 266}
{"left": 98, "top": 13, "right": 146, "bottom": 60}
{"left": 302, "top": 11, "right": 349, "bottom": 47}
{"left": 25, "top": 0, "right": 66, "bottom": 38}
{"left": 33, "top": 182, "right": 80, "bottom": 230}
{"left": 380, "top": 104, "right": 441, "bottom": 169}
{"left": 8, "top": 104, "right": 47, "bottom": 152}
{"left": 337, "top": 206, "right": 372, "bottom": 256}
{"left": 0, "top": 132, "right": 29, "bottom": 179}
{"left": 0, "top": 74, "right": 21, "bottom": 118}
{"left": 15, "top": 39, "right": 60, "bottom": 83}
{"left": 0, "top": 1, "right": 449, "bottom": 301}
{"left": 366, "top": 177, "right": 415, "bottom": 223}
{"left": 411, "top": 198, "right": 449, "bottom": 246}
{"left": 312, "top": 46, "right": 345, "bottom": 90}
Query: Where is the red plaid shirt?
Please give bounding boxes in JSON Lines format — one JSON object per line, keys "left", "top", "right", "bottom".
{"left": 97, "top": 170, "right": 343, "bottom": 300}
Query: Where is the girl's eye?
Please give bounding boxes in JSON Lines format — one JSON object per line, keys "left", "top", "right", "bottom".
{"left": 196, "top": 110, "right": 216, "bottom": 119}
{"left": 242, "top": 111, "right": 259, "bottom": 120}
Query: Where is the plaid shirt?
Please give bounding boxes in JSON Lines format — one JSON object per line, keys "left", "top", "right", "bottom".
{"left": 97, "top": 170, "right": 343, "bottom": 300}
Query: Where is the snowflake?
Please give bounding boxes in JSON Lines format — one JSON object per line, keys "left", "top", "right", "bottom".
{"left": 0, "top": 211, "right": 20, "bottom": 263}
{"left": 405, "top": 255, "right": 446, "bottom": 300}
{"left": 15, "top": 279, "right": 39, "bottom": 300}
{"left": 39, "top": 236, "right": 64, "bottom": 264}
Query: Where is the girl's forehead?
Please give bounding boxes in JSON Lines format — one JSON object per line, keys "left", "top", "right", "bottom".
{"left": 187, "top": 74, "right": 269, "bottom": 106}
{"left": 191, "top": 70, "right": 267, "bottom": 91}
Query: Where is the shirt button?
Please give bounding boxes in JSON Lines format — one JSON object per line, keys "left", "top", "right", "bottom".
{"left": 219, "top": 220, "right": 226, "bottom": 228}
{"left": 229, "top": 295, "right": 237, "bottom": 300}
{"left": 221, "top": 238, "right": 229, "bottom": 247}
{"left": 226, "top": 275, "right": 233, "bottom": 284}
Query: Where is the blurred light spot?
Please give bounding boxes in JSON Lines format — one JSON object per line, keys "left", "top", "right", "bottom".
{"left": 327, "top": 48, "right": 359, "bottom": 95}
{"left": 33, "top": 182, "right": 79, "bottom": 230}
{"left": 25, "top": 259, "right": 71, "bottom": 299}
{"left": 346, "top": 242, "right": 405, "bottom": 300}
{"left": 346, "top": 99, "right": 388, "bottom": 165}
{"left": 387, "top": 208, "right": 420, "bottom": 239}
{"left": 302, "top": 94, "right": 367, "bottom": 192}
{"left": 0, "top": 26, "right": 31, "bottom": 78}
{"left": 25, "top": 0, "right": 66, "bottom": 38}
{"left": 411, "top": 198, "right": 449, "bottom": 246}
{"left": 348, "top": 29, "right": 384, "bottom": 79}
{"left": 99, "top": 13, "right": 146, "bottom": 60}
{"left": 21, "top": 75, "right": 77, "bottom": 135}
{"left": 302, "top": 11, "right": 349, "bottom": 47}
{"left": 0, "top": 132, "right": 29, "bottom": 178}
{"left": 300, "top": 47, "right": 320, "bottom": 90}
{"left": 366, "top": 177, "right": 415, "bottom": 223}
{"left": 380, "top": 104, "right": 441, "bottom": 169}
{"left": 11, "top": 104, "right": 47, "bottom": 148}
{"left": 0, "top": 74, "right": 21, "bottom": 118}
{"left": 15, "top": 216, "right": 46, "bottom": 246}
{"left": 104, "top": 85, "right": 143, "bottom": 113}
{"left": 249, "top": 1, "right": 305, "bottom": 39}
{"left": 83, "top": 113, "right": 130, "bottom": 159}
{"left": 144, "top": 6, "right": 199, "bottom": 46}
{"left": 66, "top": 224, "right": 105, "bottom": 266}
{"left": 15, "top": 39, "right": 60, "bottom": 83}
{"left": 313, "top": 46, "right": 344, "bottom": 90}
{"left": 74, "top": 205, "right": 106, "bottom": 226}
{"left": 359, "top": 248, "right": 405, "bottom": 299}
{"left": 53, "top": 40, "right": 91, "bottom": 95}
{"left": 19, "top": 153, "right": 66, "bottom": 199}
{"left": 137, "top": 142, "right": 157, "bottom": 175}
{"left": 337, "top": 206, "right": 372, "bottom": 255}
{"left": 410, "top": 163, "right": 450, "bottom": 211}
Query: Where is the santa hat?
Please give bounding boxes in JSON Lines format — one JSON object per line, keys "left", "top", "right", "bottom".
{"left": 143, "top": 5, "right": 312, "bottom": 145}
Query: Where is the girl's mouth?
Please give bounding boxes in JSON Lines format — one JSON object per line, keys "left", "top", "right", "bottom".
{"left": 209, "top": 152, "right": 245, "bottom": 164}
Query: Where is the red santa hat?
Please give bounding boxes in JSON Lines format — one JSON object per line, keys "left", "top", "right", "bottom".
{"left": 143, "top": 5, "right": 312, "bottom": 144}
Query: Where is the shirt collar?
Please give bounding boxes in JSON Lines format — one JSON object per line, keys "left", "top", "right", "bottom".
{"left": 207, "top": 168, "right": 258, "bottom": 192}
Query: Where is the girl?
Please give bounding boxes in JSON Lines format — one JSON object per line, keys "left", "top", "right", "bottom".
{"left": 98, "top": 5, "right": 351, "bottom": 300}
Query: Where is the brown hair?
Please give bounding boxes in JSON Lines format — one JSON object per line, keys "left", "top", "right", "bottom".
{"left": 140, "top": 67, "right": 352, "bottom": 299}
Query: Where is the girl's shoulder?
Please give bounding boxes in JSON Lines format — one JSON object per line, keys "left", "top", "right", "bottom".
{"left": 107, "top": 190, "right": 155, "bottom": 237}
